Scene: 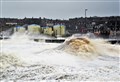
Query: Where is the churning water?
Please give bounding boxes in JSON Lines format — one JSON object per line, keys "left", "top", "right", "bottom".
{"left": 0, "top": 32, "right": 120, "bottom": 81}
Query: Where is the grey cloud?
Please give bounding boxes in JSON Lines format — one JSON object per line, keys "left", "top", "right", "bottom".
{"left": 2, "top": 0, "right": 119, "bottom": 1}
{"left": 0, "top": 2, "right": 2, "bottom": 17}
{"left": 1, "top": 1, "right": 119, "bottom": 19}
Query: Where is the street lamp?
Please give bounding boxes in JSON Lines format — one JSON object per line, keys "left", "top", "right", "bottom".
{"left": 85, "top": 9, "right": 88, "bottom": 28}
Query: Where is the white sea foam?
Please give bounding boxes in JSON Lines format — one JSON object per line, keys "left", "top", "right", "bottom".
{"left": 0, "top": 32, "right": 120, "bottom": 81}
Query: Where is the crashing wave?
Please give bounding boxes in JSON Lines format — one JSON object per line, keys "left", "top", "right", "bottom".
{"left": 0, "top": 52, "right": 23, "bottom": 70}
{"left": 57, "top": 35, "right": 120, "bottom": 60}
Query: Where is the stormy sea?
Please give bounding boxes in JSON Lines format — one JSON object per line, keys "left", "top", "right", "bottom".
{"left": 0, "top": 30, "right": 120, "bottom": 81}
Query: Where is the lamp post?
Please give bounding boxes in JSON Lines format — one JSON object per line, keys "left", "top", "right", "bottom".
{"left": 115, "top": 21, "right": 117, "bottom": 39}
{"left": 85, "top": 9, "right": 88, "bottom": 30}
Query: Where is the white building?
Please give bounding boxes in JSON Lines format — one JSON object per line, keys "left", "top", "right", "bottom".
{"left": 28, "top": 24, "right": 41, "bottom": 34}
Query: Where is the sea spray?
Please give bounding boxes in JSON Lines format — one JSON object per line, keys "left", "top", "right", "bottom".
{"left": 91, "top": 39, "right": 120, "bottom": 57}
{"left": 10, "top": 32, "right": 29, "bottom": 41}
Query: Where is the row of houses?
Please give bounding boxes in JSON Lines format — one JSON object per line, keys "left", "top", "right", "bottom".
{"left": 14, "top": 24, "right": 66, "bottom": 37}
{"left": 1, "top": 16, "right": 120, "bottom": 38}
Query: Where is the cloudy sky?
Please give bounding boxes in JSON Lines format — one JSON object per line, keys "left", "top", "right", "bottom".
{"left": 0, "top": 0, "right": 119, "bottom": 19}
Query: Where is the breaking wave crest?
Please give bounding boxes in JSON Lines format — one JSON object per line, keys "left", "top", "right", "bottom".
{"left": 57, "top": 35, "right": 120, "bottom": 60}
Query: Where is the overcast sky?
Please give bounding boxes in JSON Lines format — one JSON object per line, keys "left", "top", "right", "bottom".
{"left": 0, "top": 0, "right": 119, "bottom": 19}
